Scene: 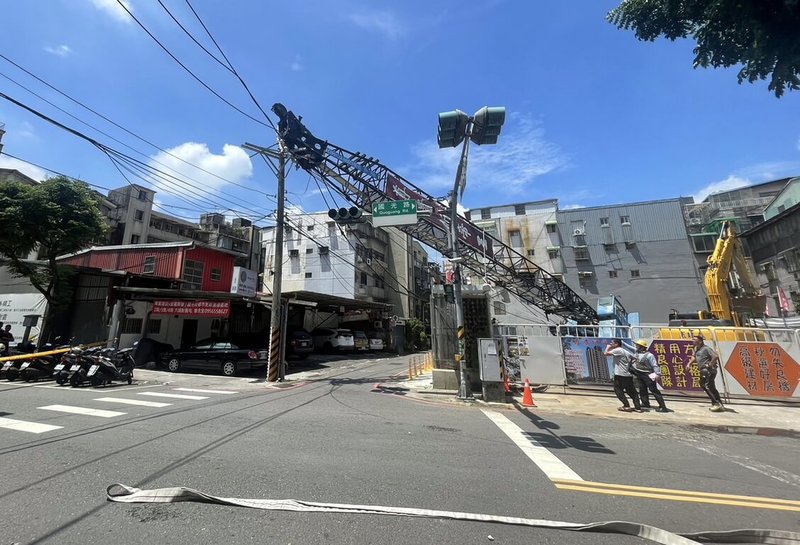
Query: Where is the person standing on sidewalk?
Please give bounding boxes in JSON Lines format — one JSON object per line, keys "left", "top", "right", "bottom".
{"left": 686, "top": 334, "right": 725, "bottom": 412}
{"left": 631, "top": 340, "right": 670, "bottom": 413}
{"left": 604, "top": 338, "right": 642, "bottom": 413}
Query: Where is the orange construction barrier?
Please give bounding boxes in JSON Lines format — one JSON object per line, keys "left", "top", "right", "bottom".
{"left": 521, "top": 378, "right": 536, "bottom": 407}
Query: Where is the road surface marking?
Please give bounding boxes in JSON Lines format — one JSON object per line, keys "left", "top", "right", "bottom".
{"left": 683, "top": 440, "right": 800, "bottom": 487}
{"left": 138, "top": 392, "right": 208, "bottom": 400}
{"left": 480, "top": 409, "right": 582, "bottom": 481}
{"left": 173, "top": 388, "right": 237, "bottom": 395}
{"left": 553, "top": 479, "right": 800, "bottom": 512}
{"left": 94, "top": 397, "right": 171, "bottom": 408}
{"left": 39, "top": 405, "right": 126, "bottom": 418}
{"left": 0, "top": 417, "right": 62, "bottom": 434}
{"left": 483, "top": 409, "right": 799, "bottom": 512}
{"left": 35, "top": 383, "right": 161, "bottom": 392}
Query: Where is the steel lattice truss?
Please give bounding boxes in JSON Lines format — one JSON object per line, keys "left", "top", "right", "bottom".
{"left": 273, "top": 104, "right": 598, "bottom": 322}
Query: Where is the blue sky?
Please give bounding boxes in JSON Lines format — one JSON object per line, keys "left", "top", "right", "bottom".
{"left": 1, "top": 0, "right": 799, "bottom": 225}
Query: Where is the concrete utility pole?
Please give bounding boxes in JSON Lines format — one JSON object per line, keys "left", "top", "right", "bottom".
{"left": 243, "top": 141, "right": 287, "bottom": 382}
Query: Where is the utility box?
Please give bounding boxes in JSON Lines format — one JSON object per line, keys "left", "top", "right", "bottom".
{"left": 478, "top": 337, "right": 506, "bottom": 402}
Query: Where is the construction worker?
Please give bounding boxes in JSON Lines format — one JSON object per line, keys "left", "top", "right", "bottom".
{"left": 604, "top": 338, "right": 642, "bottom": 412}
{"left": 631, "top": 340, "right": 670, "bottom": 413}
{"left": 686, "top": 334, "right": 725, "bottom": 412}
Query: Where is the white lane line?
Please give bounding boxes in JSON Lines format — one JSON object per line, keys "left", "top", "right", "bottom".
{"left": 173, "top": 388, "right": 237, "bottom": 395}
{"left": 481, "top": 409, "right": 583, "bottom": 482}
{"left": 138, "top": 392, "right": 208, "bottom": 400}
{"left": 0, "top": 417, "right": 63, "bottom": 434}
{"left": 39, "top": 405, "right": 126, "bottom": 418}
{"left": 95, "top": 397, "right": 172, "bottom": 408}
{"left": 684, "top": 440, "right": 800, "bottom": 488}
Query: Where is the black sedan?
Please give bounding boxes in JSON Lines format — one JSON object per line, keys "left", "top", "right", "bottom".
{"left": 162, "top": 338, "right": 268, "bottom": 376}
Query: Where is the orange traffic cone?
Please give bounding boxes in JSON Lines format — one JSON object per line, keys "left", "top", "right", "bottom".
{"left": 503, "top": 373, "right": 511, "bottom": 394}
{"left": 521, "top": 378, "right": 536, "bottom": 407}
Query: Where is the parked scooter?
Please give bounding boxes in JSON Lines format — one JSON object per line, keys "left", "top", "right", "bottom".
{"left": 20, "top": 347, "right": 64, "bottom": 382}
{"left": 1, "top": 342, "right": 38, "bottom": 381}
{"left": 87, "top": 347, "right": 135, "bottom": 387}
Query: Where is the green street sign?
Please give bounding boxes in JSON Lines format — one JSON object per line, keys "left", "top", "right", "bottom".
{"left": 372, "top": 199, "right": 418, "bottom": 227}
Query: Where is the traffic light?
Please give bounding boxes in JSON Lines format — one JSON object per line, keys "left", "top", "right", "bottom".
{"left": 470, "top": 106, "right": 505, "bottom": 145}
{"left": 437, "top": 110, "right": 469, "bottom": 149}
{"left": 328, "top": 206, "right": 366, "bottom": 224}
{"left": 443, "top": 283, "right": 455, "bottom": 303}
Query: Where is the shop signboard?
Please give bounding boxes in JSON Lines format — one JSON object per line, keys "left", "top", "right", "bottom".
{"left": 230, "top": 267, "right": 257, "bottom": 297}
{"left": 152, "top": 300, "right": 230, "bottom": 318}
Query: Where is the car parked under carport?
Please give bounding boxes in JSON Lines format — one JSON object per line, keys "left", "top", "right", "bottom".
{"left": 162, "top": 338, "right": 268, "bottom": 376}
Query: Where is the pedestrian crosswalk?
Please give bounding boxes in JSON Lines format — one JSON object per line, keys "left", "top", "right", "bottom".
{"left": 1, "top": 387, "right": 239, "bottom": 435}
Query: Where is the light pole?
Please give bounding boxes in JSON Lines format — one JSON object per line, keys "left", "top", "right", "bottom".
{"left": 437, "top": 106, "right": 505, "bottom": 400}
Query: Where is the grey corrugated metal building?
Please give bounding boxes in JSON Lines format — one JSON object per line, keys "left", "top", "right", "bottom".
{"left": 557, "top": 198, "right": 704, "bottom": 323}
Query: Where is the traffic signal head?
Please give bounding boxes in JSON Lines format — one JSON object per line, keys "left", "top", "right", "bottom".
{"left": 470, "top": 106, "right": 505, "bottom": 145}
{"left": 443, "top": 283, "right": 455, "bottom": 303}
{"left": 328, "top": 206, "right": 365, "bottom": 224}
{"left": 437, "top": 110, "right": 469, "bottom": 148}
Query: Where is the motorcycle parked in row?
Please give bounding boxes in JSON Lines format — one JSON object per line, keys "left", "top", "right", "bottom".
{"left": 86, "top": 347, "right": 135, "bottom": 387}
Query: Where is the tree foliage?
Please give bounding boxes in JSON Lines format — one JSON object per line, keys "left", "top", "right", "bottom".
{"left": 0, "top": 176, "right": 106, "bottom": 308}
{"left": 607, "top": 0, "right": 800, "bottom": 97}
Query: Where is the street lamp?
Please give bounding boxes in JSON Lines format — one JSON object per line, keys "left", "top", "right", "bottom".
{"left": 437, "top": 106, "right": 506, "bottom": 400}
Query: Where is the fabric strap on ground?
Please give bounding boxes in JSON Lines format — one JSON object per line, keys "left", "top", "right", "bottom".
{"left": 106, "top": 484, "right": 799, "bottom": 545}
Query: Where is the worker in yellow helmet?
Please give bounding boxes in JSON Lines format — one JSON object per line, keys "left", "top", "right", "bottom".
{"left": 630, "top": 340, "right": 670, "bottom": 413}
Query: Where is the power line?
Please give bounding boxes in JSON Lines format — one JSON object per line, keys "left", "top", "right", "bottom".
{"left": 0, "top": 91, "right": 274, "bottom": 221}
{"left": 113, "top": 0, "right": 271, "bottom": 128}
{"left": 0, "top": 54, "right": 275, "bottom": 197}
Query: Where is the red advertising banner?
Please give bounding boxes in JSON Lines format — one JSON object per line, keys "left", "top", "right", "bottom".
{"left": 648, "top": 340, "right": 703, "bottom": 391}
{"left": 152, "top": 300, "right": 230, "bottom": 318}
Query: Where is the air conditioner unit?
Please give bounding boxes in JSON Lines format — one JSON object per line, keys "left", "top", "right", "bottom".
{"left": 573, "top": 228, "right": 585, "bottom": 236}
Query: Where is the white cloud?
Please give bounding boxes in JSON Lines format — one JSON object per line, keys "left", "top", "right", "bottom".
{"left": 561, "top": 204, "right": 585, "bottom": 210}
{"left": 90, "top": 0, "right": 133, "bottom": 23}
{"left": 692, "top": 175, "right": 751, "bottom": 202}
{"left": 346, "top": 10, "right": 405, "bottom": 39}
{"left": 404, "top": 114, "right": 568, "bottom": 195}
{"left": 148, "top": 142, "right": 253, "bottom": 201}
{"left": 290, "top": 55, "right": 303, "bottom": 72}
{"left": 0, "top": 156, "right": 47, "bottom": 182}
{"left": 44, "top": 44, "right": 73, "bottom": 58}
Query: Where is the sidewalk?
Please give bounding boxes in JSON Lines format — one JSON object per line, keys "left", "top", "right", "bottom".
{"left": 380, "top": 374, "right": 800, "bottom": 432}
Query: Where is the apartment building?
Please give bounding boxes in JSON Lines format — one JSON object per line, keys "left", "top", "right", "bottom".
{"left": 261, "top": 212, "right": 425, "bottom": 320}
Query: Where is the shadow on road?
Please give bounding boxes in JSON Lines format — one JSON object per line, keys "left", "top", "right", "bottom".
{"left": 515, "top": 406, "right": 615, "bottom": 454}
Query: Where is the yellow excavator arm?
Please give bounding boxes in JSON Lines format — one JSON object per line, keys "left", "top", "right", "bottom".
{"left": 703, "top": 221, "right": 765, "bottom": 326}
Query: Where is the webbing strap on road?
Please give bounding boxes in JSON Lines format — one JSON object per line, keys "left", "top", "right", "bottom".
{"left": 106, "top": 484, "right": 799, "bottom": 545}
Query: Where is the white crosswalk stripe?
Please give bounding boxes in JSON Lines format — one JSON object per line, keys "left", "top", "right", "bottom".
{"left": 173, "top": 388, "right": 237, "bottom": 395}
{"left": 138, "top": 392, "right": 208, "bottom": 400}
{"left": 0, "top": 417, "right": 63, "bottom": 434}
{"left": 39, "top": 405, "right": 126, "bottom": 418}
{"left": 3, "top": 386, "right": 232, "bottom": 436}
{"left": 94, "top": 397, "right": 171, "bottom": 408}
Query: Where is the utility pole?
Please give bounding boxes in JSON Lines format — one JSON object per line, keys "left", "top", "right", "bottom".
{"left": 243, "top": 141, "right": 286, "bottom": 382}
{"left": 450, "top": 135, "right": 473, "bottom": 400}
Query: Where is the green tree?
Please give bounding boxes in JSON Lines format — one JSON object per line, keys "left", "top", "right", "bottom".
{"left": 404, "top": 317, "right": 429, "bottom": 351}
{"left": 607, "top": 0, "right": 800, "bottom": 97}
{"left": 0, "top": 176, "right": 106, "bottom": 322}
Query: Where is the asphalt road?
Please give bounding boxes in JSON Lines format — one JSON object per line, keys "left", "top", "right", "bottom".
{"left": 0, "top": 354, "right": 798, "bottom": 544}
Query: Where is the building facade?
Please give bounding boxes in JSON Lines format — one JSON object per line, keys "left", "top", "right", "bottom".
{"left": 465, "top": 199, "right": 563, "bottom": 323}
{"left": 741, "top": 202, "right": 800, "bottom": 317}
{"left": 261, "top": 212, "right": 425, "bottom": 321}
{"left": 556, "top": 198, "right": 704, "bottom": 323}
